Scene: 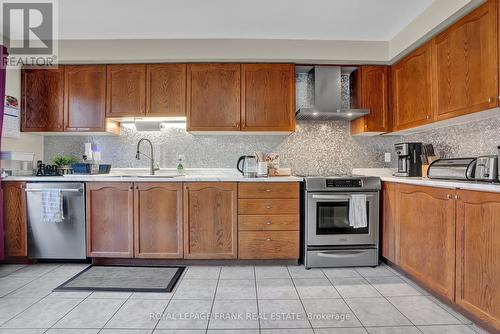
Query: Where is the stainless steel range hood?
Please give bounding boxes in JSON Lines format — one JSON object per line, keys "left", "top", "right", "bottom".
{"left": 296, "top": 66, "right": 369, "bottom": 121}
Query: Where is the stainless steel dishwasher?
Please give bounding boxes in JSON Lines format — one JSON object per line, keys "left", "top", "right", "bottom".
{"left": 26, "top": 182, "right": 86, "bottom": 259}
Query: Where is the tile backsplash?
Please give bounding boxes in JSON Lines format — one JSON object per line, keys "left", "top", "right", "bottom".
{"left": 43, "top": 115, "right": 500, "bottom": 176}
{"left": 405, "top": 115, "right": 500, "bottom": 159}
{"left": 44, "top": 121, "right": 399, "bottom": 175}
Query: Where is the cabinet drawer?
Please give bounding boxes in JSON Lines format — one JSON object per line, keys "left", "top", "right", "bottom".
{"left": 239, "top": 215, "right": 299, "bottom": 231}
{"left": 239, "top": 231, "right": 299, "bottom": 259}
{"left": 238, "top": 183, "right": 299, "bottom": 199}
{"left": 238, "top": 199, "right": 299, "bottom": 215}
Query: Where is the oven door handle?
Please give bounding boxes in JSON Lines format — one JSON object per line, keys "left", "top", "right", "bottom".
{"left": 311, "top": 194, "right": 374, "bottom": 200}
{"left": 311, "top": 194, "right": 352, "bottom": 200}
{"left": 317, "top": 250, "right": 372, "bottom": 258}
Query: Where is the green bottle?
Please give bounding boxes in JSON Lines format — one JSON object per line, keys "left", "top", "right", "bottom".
{"left": 176, "top": 154, "right": 185, "bottom": 175}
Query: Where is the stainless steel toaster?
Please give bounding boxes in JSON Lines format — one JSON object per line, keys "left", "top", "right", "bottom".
{"left": 472, "top": 155, "right": 498, "bottom": 182}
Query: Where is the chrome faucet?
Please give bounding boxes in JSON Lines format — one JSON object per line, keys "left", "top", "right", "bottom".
{"left": 136, "top": 138, "right": 160, "bottom": 175}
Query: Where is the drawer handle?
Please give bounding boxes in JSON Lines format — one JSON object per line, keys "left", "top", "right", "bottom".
{"left": 266, "top": 238, "right": 272, "bottom": 241}
{"left": 266, "top": 205, "right": 272, "bottom": 209}
{"left": 265, "top": 189, "right": 272, "bottom": 192}
{"left": 266, "top": 221, "right": 272, "bottom": 225}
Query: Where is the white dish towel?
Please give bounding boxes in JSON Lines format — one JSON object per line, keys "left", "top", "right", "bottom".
{"left": 41, "top": 189, "right": 64, "bottom": 223}
{"left": 349, "top": 194, "right": 367, "bottom": 229}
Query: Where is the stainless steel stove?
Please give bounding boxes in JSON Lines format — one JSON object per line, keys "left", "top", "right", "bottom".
{"left": 304, "top": 176, "right": 381, "bottom": 269}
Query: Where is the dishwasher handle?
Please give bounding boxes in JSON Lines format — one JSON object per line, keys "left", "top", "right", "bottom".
{"left": 25, "top": 188, "right": 82, "bottom": 193}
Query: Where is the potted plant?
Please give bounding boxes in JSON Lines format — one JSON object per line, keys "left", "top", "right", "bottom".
{"left": 53, "top": 155, "right": 78, "bottom": 175}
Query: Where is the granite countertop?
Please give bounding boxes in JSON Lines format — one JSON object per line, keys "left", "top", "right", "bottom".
{"left": 353, "top": 168, "right": 500, "bottom": 194}
{"left": 1, "top": 168, "right": 303, "bottom": 183}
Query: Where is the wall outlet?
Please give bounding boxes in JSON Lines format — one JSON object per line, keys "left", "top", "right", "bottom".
{"left": 384, "top": 152, "right": 391, "bottom": 163}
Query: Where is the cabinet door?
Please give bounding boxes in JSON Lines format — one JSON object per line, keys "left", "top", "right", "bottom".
{"left": 146, "top": 64, "right": 186, "bottom": 116}
{"left": 398, "top": 184, "right": 456, "bottom": 300}
{"left": 64, "top": 65, "right": 106, "bottom": 131}
{"left": 434, "top": 0, "right": 498, "bottom": 120}
{"left": 86, "top": 183, "right": 134, "bottom": 258}
{"left": 21, "top": 67, "right": 64, "bottom": 131}
{"left": 456, "top": 190, "right": 500, "bottom": 330}
{"left": 2, "top": 182, "right": 27, "bottom": 257}
{"left": 106, "top": 64, "right": 146, "bottom": 117}
{"left": 381, "top": 182, "right": 398, "bottom": 264}
{"left": 187, "top": 64, "right": 241, "bottom": 131}
{"left": 134, "top": 183, "right": 183, "bottom": 258}
{"left": 392, "top": 43, "right": 434, "bottom": 131}
{"left": 351, "top": 66, "right": 389, "bottom": 134}
{"left": 241, "top": 64, "right": 295, "bottom": 131}
{"left": 183, "top": 182, "right": 237, "bottom": 259}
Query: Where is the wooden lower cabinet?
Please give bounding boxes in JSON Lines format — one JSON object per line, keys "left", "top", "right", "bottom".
{"left": 238, "top": 182, "right": 300, "bottom": 260}
{"left": 183, "top": 183, "right": 238, "bottom": 259}
{"left": 134, "top": 183, "right": 183, "bottom": 258}
{"left": 239, "top": 231, "right": 299, "bottom": 259}
{"left": 239, "top": 199, "right": 299, "bottom": 215}
{"left": 381, "top": 182, "right": 398, "bottom": 264}
{"left": 455, "top": 190, "right": 500, "bottom": 330}
{"left": 2, "top": 182, "right": 27, "bottom": 257}
{"left": 382, "top": 182, "right": 500, "bottom": 331}
{"left": 86, "top": 183, "right": 134, "bottom": 258}
{"left": 398, "top": 184, "right": 456, "bottom": 300}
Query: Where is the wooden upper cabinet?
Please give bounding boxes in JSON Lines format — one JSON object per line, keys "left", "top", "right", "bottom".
{"left": 86, "top": 182, "right": 134, "bottom": 258}
{"left": 241, "top": 64, "right": 295, "bottom": 131}
{"left": 183, "top": 182, "right": 238, "bottom": 259}
{"left": 146, "top": 64, "right": 186, "bottom": 116}
{"left": 106, "top": 64, "right": 146, "bottom": 117}
{"left": 2, "top": 182, "right": 27, "bottom": 257}
{"left": 455, "top": 190, "right": 500, "bottom": 330}
{"left": 64, "top": 65, "right": 106, "bottom": 131}
{"left": 134, "top": 183, "right": 183, "bottom": 259}
{"left": 434, "top": 0, "right": 498, "bottom": 121}
{"left": 381, "top": 182, "right": 398, "bottom": 264}
{"left": 351, "top": 66, "right": 389, "bottom": 135}
{"left": 392, "top": 42, "right": 434, "bottom": 131}
{"left": 186, "top": 64, "right": 241, "bottom": 131}
{"left": 22, "top": 67, "right": 64, "bottom": 131}
{"left": 398, "top": 184, "right": 456, "bottom": 300}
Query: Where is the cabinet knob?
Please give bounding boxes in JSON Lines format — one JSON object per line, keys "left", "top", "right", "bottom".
{"left": 266, "top": 221, "right": 272, "bottom": 225}
{"left": 447, "top": 194, "right": 452, "bottom": 199}
{"left": 266, "top": 238, "right": 272, "bottom": 242}
{"left": 426, "top": 115, "right": 430, "bottom": 120}
{"left": 266, "top": 205, "right": 272, "bottom": 209}
{"left": 488, "top": 97, "right": 493, "bottom": 103}
{"left": 265, "top": 189, "right": 272, "bottom": 192}
{"left": 129, "top": 186, "right": 133, "bottom": 191}
{"left": 455, "top": 194, "right": 460, "bottom": 200}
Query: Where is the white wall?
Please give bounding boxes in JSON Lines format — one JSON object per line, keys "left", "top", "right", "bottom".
{"left": 389, "top": 0, "right": 485, "bottom": 61}
{"left": 52, "top": 1, "right": 484, "bottom": 65}
{"left": 1, "top": 68, "right": 44, "bottom": 162}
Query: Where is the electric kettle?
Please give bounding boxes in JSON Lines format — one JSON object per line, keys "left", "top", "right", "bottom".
{"left": 237, "top": 155, "right": 258, "bottom": 178}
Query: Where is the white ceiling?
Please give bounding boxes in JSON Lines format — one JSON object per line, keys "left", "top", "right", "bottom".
{"left": 59, "top": 0, "right": 434, "bottom": 41}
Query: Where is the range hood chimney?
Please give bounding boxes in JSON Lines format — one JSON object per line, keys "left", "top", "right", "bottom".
{"left": 295, "top": 66, "right": 369, "bottom": 121}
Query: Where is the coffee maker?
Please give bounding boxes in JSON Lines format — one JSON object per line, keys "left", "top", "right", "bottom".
{"left": 394, "top": 143, "right": 423, "bottom": 177}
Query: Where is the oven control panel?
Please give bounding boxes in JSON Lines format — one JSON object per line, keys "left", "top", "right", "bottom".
{"left": 326, "top": 179, "right": 363, "bottom": 188}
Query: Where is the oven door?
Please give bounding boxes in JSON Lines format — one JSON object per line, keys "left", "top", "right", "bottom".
{"left": 307, "top": 192, "right": 379, "bottom": 246}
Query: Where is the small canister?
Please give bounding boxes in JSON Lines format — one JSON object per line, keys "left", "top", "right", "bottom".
{"left": 257, "top": 161, "right": 268, "bottom": 177}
